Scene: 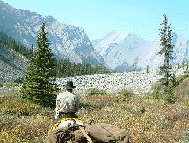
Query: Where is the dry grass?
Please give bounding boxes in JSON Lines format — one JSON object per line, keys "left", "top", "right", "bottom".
{"left": 77, "top": 92, "right": 189, "bottom": 142}
{"left": 0, "top": 90, "right": 55, "bottom": 143}
{"left": 0, "top": 77, "right": 189, "bottom": 142}
{"left": 3, "top": 82, "right": 21, "bottom": 87}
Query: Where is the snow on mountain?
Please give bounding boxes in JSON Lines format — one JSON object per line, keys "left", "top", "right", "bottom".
{"left": 94, "top": 31, "right": 189, "bottom": 72}
{"left": 0, "top": 0, "right": 105, "bottom": 66}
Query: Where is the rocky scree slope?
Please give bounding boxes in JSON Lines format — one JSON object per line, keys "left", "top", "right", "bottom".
{"left": 0, "top": 44, "right": 29, "bottom": 86}
{"left": 56, "top": 66, "right": 187, "bottom": 95}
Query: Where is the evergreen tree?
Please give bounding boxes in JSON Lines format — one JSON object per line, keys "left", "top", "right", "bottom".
{"left": 158, "top": 14, "right": 174, "bottom": 88}
{"left": 55, "top": 58, "right": 112, "bottom": 78}
{"left": 133, "top": 63, "right": 135, "bottom": 72}
{"left": 184, "top": 60, "right": 189, "bottom": 75}
{"left": 146, "top": 65, "right": 149, "bottom": 73}
{"left": 97, "top": 64, "right": 103, "bottom": 74}
{"left": 177, "top": 63, "right": 180, "bottom": 69}
{"left": 30, "top": 44, "right": 34, "bottom": 56}
{"left": 183, "top": 62, "right": 185, "bottom": 70}
{"left": 21, "top": 23, "right": 58, "bottom": 108}
{"left": 186, "top": 61, "right": 189, "bottom": 71}
{"left": 0, "top": 30, "right": 33, "bottom": 59}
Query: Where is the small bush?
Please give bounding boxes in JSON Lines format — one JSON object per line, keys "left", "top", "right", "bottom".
{"left": 184, "top": 72, "right": 189, "bottom": 78}
{"left": 118, "top": 88, "right": 134, "bottom": 101}
{"left": 152, "top": 82, "right": 165, "bottom": 99}
{"left": 161, "top": 119, "right": 170, "bottom": 130}
{"left": 3, "top": 82, "right": 20, "bottom": 87}
{"left": 86, "top": 88, "right": 107, "bottom": 95}
{"left": 164, "top": 85, "right": 177, "bottom": 104}
{"left": 140, "top": 105, "right": 146, "bottom": 114}
{"left": 152, "top": 80, "right": 178, "bottom": 103}
{"left": 153, "top": 86, "right": 161, "bottom": 99}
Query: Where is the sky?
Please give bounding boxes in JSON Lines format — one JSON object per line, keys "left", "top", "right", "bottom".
{"left": 2, "top": 0, "right": 189, "bottom": 41}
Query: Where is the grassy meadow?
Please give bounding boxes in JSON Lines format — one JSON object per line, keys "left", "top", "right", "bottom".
{"left": 0, "top": 75, "right": 189, "bottom": 143}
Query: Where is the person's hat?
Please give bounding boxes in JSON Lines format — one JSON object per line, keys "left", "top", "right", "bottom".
{"left": 64, "top": 81, "right": 76, "bottom": 89}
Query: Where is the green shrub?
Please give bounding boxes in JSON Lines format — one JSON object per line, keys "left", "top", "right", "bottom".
{"left": 3, "top": 82, "right": 20, "bottom": 87}
{"left": 152, "top": 82, "right": 168, "bottom": 99}
{"left": 184, "top": 73, "right": 189, "bottom": 79}
{"left": 118, "top": 88, "right": 134, "bottom": 101}
{"left": 161, "top": 119, "right": 170, "bottom": 130}
{"left": 40, "top": 107, "right": 55, "bottom": 117}
{"left": 0, "top": 89, "right": 24, "bottom": 104}
{"left": 140, "top": 105, "right": 146, "bottom": 114}
{"left": 164, "top": 84, "right": 177, "bottom": 104}
{"left": 153, "top": 86, "right": 161, "bottom": 99}
{"left": 86, "top": 88, "right": 107, "bottom": 95}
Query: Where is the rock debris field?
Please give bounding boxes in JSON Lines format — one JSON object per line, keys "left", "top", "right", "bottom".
{"left": 55, "top": 67, "right": 186, "bottom": 95}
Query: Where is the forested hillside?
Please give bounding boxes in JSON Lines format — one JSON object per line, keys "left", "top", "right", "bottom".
{"left": 55, "top": 59, "right": 113, "bottom": 78}
{"left": 0, "top": 30, "right": 113, "bottom": 86}
{"left": 0, "top": 30, "right": 33, "bottom": 59}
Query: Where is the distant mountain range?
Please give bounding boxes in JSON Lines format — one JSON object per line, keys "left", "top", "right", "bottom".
{"left": 0, "top": 0, "right": 189, "bottom": 72}
{"left": 0, "top": 0, "right": 106, "bottom": 67}
{"left": 93, "top": 32, "right": 189, "bottom": 72}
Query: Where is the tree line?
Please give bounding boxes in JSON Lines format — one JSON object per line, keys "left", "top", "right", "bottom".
{"left": 0, "top": 30, "right": 33, "bottom": 59}
{"left": 0, "top": 29, "right": 113, "bottom": 79}
{"left": 55, "top": 59, "right": 113, "bottom": 78}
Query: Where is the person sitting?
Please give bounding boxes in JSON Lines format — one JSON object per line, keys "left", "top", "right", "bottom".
{"left": 46, "top": 81, "right": 133, "bottom": 143}
{"left": 46, "top": 81, "right": 90, "bottom": 143}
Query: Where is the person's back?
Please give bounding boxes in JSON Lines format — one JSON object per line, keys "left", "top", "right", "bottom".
{"left": 46, "top": 81, "right": 133, "bottom": 143}
{"left": 55, "top": 90, "right": 79, "bottom": 119}
{"left": 46, "top": 81, "right": 87, "bottom": 142}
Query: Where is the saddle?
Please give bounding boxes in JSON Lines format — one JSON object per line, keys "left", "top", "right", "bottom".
{"left": 46, "top": 118, "right": 133, "bottom": 143}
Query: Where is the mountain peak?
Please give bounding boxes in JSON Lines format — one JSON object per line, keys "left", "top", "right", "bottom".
{"left": 0, "top": 1, "right": 105, "bottom": 66}
{"left": 93, "top": 29, "right": 189, "bottom": 72}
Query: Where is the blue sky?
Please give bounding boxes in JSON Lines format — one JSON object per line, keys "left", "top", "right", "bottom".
{"left": 2, "top": 0, "right": 189, "bottom": 41}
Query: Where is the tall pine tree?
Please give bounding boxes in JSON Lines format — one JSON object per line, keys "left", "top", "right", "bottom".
{"left": 21, "top": 23, "right": 58, "bottom": 108}
{"left": 158, "top": 14, "right": 174, "bottom": 88}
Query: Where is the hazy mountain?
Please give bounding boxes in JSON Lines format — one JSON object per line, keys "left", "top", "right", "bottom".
{"left": 0, "top": 0, "right": 106, "bottom": 67}
{"left": 93, "top": 31, "right": 189, "bottom": 72}
{"left": 1, "top": 0, "right": 188, "bottom": 73}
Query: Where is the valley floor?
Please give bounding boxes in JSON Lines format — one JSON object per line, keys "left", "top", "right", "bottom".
{"left": 0, "top": 75, "right": 189, "bottom": 142}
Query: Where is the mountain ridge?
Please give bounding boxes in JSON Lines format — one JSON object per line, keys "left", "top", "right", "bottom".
{"left": 93, "top": 31, "right": 189, "bottom": 72}
{"left": 0, "top": 0, "right": 106, "bottom": 67}
{"left": 1, "top": 0, "right": 189, "bottom": 73}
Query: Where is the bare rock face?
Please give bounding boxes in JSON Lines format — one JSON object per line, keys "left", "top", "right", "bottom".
{"left": 0, "top": 44, "right": 29, "bottom": 86}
